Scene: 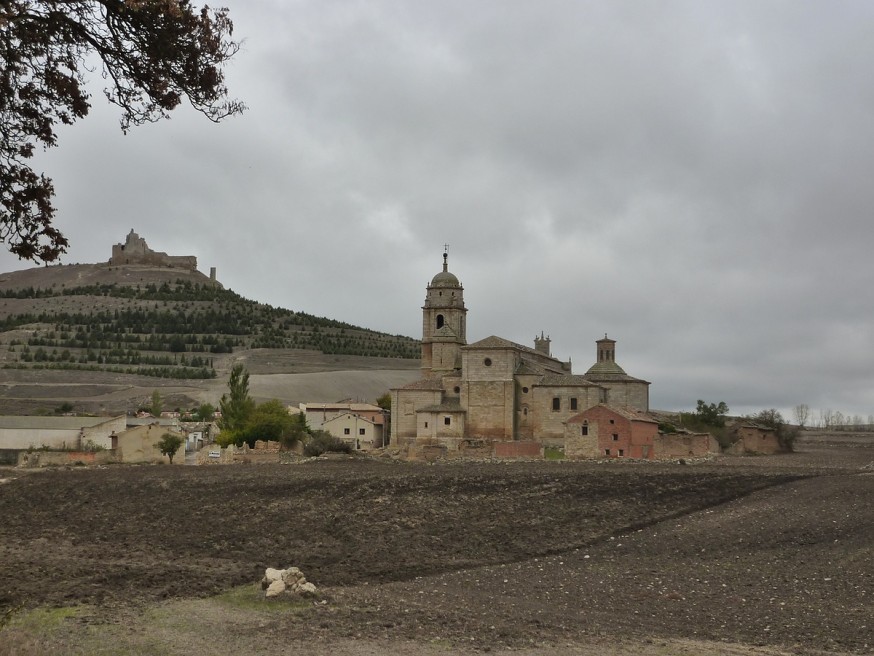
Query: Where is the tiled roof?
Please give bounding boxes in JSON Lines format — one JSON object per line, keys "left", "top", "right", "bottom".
{"left": 583, "top": 372, "right": 650, "bottom": 384}
{"left": 465, "top": 335, "right": 540, "bottom": 354}
{"left": 569, "top": 403, "right": 657, "bottom": 423}
{"left": 0, "top": 415, "right": 123, "bottom": 430}
{"left": 536, "top": 374, "right": 600, "bottom": 387}
{"left": 396, "top": 376, "right": 444, "bottom": 390}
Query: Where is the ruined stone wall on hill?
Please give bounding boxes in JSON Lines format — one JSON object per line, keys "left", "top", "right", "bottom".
{"left": 109, "top": 229, "right": 197, "bottom": 270}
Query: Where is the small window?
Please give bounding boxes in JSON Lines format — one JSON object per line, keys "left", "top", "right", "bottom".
{"left": 609, "top": 419, "right": 615, "bottom": 424}
{"left": 552, "top": 397, "right": 560, "bottom": 411}
{"left": 484, "top": 357, "right": 492, "bottom": 366}
{"left": 582, "top": 421, "right": 588, "bottom": 436}
{"left": 612, "top": 433, "right": 619, "bottom": 441}
{"left": 436, "top": 314, "right": 444, "bottom": 329}
{"left": 359, "top": 428, "right": 366, "bottom": 435}
{"left": 344, "top": 428, "right": 350, "bottom": 435}
{"left": 522, "top": 386, "right": 529, "bottom": 393}
{"left": 454, "top": 386, "right": 460, "bottom": 393}
{"left": 444, "top": 417, "right": 451, "bottom": 425}
{"left": 424, "top": 421, "right": 428, "bottom": 428}
{"left": 523, "top": 407, "right": 528, "bottom": 416}
{"left": 570, "top": 397, "right": 578, "bottom": 411}
{"left": 618, "top": 449, "right": 624, "bottom": 456}
{"left": 605, "top": 449, "right": 611, "bottom": 456}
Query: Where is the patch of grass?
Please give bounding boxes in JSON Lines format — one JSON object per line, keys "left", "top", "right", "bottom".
{"left": 4, "top": 605, "right": 83, "bottom": 632}
{"left": 212, "top": 583, "right": 311, "bottom": 613}
{"left": 544, "top": 446, "right": 565, "bottom": 461}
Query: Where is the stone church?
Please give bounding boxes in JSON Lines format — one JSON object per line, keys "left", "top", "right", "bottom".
{"left": 391, "top": 253, "right": 651, "bottom": 454}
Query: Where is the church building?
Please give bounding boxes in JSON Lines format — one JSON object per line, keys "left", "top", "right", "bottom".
{"left": 391, "top": 253, "right": 651, "bottom": 455}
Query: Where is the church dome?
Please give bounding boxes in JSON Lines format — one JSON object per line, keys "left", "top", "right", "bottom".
{"left": 430, "top": 252, "right": 460, "bottom": 288}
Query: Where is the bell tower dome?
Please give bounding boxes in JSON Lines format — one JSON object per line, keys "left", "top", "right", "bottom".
{"left": 421, "top": 250, "right": 467, "bottom": 375}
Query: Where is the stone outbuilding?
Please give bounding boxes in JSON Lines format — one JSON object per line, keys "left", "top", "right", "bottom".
{"left": 725, "top": 423, "right": 783, "bottom": 455}
{"left": 110, "top": 423, "right": 185, "bottom": 464}
{"left": 565, "top": 404, "right": 659, "bottom": 459}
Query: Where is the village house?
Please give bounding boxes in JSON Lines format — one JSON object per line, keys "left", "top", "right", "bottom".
{"left": 297, "top": 402, "right": 386, "bottom": 432}
{"left": 322, "top": 412, "right": 385, "bottom": 451}
{"left": 0, "top": 415, "right": 127, "bottom": 451}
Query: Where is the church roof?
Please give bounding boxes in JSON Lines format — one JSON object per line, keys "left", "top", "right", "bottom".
{"left": 396, "top": 377, "right": 445, "bottom": 391}
{"left": 430, "top": 252, "right": 461, "bottom": 288}
{"left": 536, "top": 374, "right": 600, "bottom": 387}
{"left": 585, "top": 360, "right": 628, "bottom": 376}
{"left": 466, "top": 335, "right": 539, "bottom": 354}
{"left": 568, "top": 404, "right": 657, "bottom": 424}
{"left": 583, "top": 371, "right": 650, "bottom": 384}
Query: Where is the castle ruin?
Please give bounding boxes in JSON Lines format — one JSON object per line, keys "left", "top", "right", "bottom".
{"left": 110, "top": 230, "right": 197, "bottom": 270}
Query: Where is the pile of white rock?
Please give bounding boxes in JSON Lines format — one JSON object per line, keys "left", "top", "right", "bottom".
{"left": 261, "top": 566, "right": 318, "bottom": 599}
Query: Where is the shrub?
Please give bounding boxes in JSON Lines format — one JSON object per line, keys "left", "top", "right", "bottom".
{"left": 303, "top": 431, "right": 352, "bottom": 457}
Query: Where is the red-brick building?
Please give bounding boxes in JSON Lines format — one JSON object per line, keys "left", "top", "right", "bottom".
{"left": 566, "top": 404, "right": 659, "bottom": 459}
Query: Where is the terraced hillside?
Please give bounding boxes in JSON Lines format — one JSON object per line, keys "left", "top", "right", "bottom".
{"left": 0, "top": 263, "right": 419, "bottom": 381}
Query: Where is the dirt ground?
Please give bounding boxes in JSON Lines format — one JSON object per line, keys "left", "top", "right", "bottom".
{"left": 0, "top": 435, "right": 872, "bottom": 655}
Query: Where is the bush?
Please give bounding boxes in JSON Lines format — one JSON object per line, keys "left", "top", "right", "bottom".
{"left": 303, "top": 431, "right": 352, "bottom": 457}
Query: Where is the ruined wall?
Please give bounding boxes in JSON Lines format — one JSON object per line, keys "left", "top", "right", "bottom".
{"left": 654, "top": 432, "right": 719, "bottom": 458}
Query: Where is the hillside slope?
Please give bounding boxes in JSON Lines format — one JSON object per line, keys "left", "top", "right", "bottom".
{"left": 0, "top": 263, "right": 421, "bottom": 414}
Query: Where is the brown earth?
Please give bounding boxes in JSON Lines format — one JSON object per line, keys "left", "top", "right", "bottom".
{"left": 0, "top": 434, "right": 872, "bottom": 655}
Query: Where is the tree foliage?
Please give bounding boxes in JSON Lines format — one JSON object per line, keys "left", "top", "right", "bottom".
{"left": 193, "top": 402, "right": 214, "bottom": 422}
{"left": 695, "top": 400, "right": 729, "bottom": 427}
{"left": 156, "top": 431, "right": 183, "bottom": 463}
{"left": 0, "top": 1, "right": 244, "bottom": 262}
{"left": 150, "top": 388, "right": 162, "bottom": 416}
{"left": 217, "top": 363, "right": 254, "bottom": 440}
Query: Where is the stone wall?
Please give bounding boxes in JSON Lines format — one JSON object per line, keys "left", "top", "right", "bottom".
{"left": 654, "top": 432, "right": 719, "bottom": 458}
{"left": 530, "top": 385, "right": 602, "bottom": 442}
{"left": 18, "top": 449, "right": 117, "bottom": 468}
{"left": 493, "top": 441, "right": 542, "bottom": 458}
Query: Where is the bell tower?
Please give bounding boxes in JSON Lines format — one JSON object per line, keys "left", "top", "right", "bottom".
{"left": 421, "top": 250, "right": 467, "bottom": 375}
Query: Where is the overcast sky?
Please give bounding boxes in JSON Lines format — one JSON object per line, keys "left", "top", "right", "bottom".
{"left": 5, "top": 0, "right": 874, "bottom": 421}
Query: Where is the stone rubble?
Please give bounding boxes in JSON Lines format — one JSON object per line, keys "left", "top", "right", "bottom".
{"left": 261, "top": 566, "right": 318, "bottom": 599}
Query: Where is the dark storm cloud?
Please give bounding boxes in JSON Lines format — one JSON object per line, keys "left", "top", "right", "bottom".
{"left": 3, "top": 0, "right": 873, "bottom": 419}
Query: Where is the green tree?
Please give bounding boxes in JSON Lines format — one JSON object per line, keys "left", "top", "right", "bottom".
{"left": 194, "top": 402, "right": 215, "bottom": 422}
{"left": 156, "top": 432, "right": 183, "bottom": 464}
{"left": 236, "top": 400, "right": 301, "bottom": 448}
{"left": 217, "top": 363, "right": 254, "bottom": 442}
{"left": 150, "top": 389, "right": 163, "bottom": 417}
{"left": 0, "top": 1, "right": 244, "bottom": 262}
{"left": 695, "top": 400, "right": 729, "bottom": 427}
{"left": 376, "top": 392, "right": 391, "bottom": 411}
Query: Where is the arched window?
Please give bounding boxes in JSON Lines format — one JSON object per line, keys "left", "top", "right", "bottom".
{"left": 582, "top": 421, "right": 589, "bottom": 436}
{"left": 436, "top": 314, "right": 444, "bottom": 329}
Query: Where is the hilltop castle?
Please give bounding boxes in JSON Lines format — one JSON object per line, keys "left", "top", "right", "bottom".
{"left": 391, "top": 253, "right": 652, "bottom": 456}
{"left": 109, "top": 230, "right": 197, "bottom": 270}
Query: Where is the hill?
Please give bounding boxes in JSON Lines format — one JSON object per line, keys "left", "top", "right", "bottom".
{"left": 0, "top": 263, "right": 421, "bottom": 414}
